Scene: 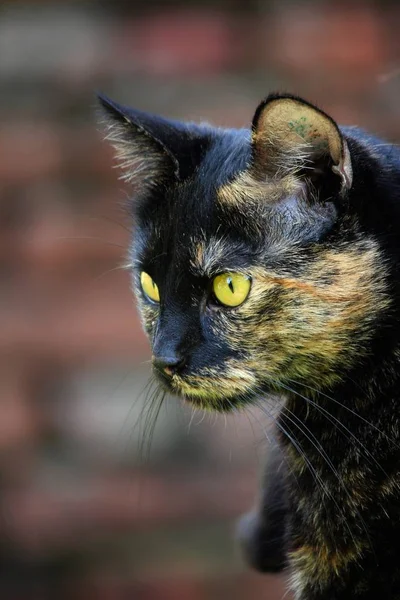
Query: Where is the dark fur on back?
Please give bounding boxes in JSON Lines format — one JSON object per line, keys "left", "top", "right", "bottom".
{"left": 99, "top": 92, "right": 400, "bottom": 599}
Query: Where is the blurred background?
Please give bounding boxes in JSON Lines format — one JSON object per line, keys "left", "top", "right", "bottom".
{"left": 1, "top": 0, "right": 400, "bottom": 598}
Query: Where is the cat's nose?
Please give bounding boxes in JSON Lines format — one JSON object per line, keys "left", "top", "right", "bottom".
{"left": 152, "top": 353, "right": 186, "bottom": 377}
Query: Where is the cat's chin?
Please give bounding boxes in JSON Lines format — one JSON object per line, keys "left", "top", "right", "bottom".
{"left": 180, "top": 392, "right": 239, "bottom": 413}
{"left": 172, "top": 382, "right": 258, "bottom": 413}
{"left": 153, "top": 370, "right": 259, "bottom": 412}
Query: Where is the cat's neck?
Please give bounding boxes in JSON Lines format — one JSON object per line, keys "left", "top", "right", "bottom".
{"left": 283, "top": 346, "right": 400, "bottom": 457}
{"left": 281, "top": 344, "right": 400, "bottom": 596}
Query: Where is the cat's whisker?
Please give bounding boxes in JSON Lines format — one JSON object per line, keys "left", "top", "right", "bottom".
{"left": 242, "top": 405, "right": 264, "bottom": 444}
{"left": 246, "top": 402, "right": 303, "bottom": 493}
{"left": 285, "top": 377, "right": 400, "bottom": 451}
{"left": 240, "top": 406, "right": 263, "bottom": 465}
{"left": 212, "top": 410, "right": 220, "bottom": 428}
{"left": 277, "top": 379, "right": 388, "bottom": 477}
{"left": 82, "top": 213, "right": 133, "bottom": 235}
{"left": 266, "top": 380, "right": 377, "bottom": 556}
{"left": 195, "top": 409, "right": 207, "bottom": 427}
{"left": 187, "top": 404, "right": 198, "bottom": 434}
{"left": 89, "top": 262, "right": 132, "bottom": 286}
{"left": 280, "top": 402, "right": 372, "bottom": 551}
{"left": 148, "top": 251, "right": 169, "bottom": 265}
{"left": 254, "top": 400, "right": 334, "bottom": 524}
{"left": 112, "top": 372, "right": 154, "bottom": 449}
{"left": 53, "top": 235, "right": 127, "bottom": 250}
{"left": 138, "top": 383, "right": 166, "bottom": 464}
{"left": 107, "top": 374, "right": 159, "bottom": 469}
{"left": 281, "top": 407, "right": 351, "bottom": 516}
{"left": 223, "top": 409, "right": 228, "bottom": 431}
{"left": 260, "top": 398, "right": 363, "bottom": 550}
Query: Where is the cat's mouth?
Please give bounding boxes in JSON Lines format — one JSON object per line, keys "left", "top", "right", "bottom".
{"left": 154, "top": 367, "right": 258, "bottom": 411}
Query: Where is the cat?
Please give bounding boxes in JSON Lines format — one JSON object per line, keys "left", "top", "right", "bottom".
{"left": 99, "top": 91, "right": 400, "bottom": 599}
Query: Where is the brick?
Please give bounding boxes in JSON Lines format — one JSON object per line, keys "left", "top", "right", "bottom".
{"left": 0, "top": 6, "right": 108, "bottom": 79}
{"left": 2, "top": 472, "right": 254, "bottom": 554}
{"left": 112, "top": 11, "right": 235, "bottom": 76}
{"left": 0, "top": 122, "right": 63, "bottom": 183}
{"left": 265, "top": 5, "right": 387, "bottom": 75}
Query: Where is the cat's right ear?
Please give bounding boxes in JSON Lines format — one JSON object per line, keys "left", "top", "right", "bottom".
{"left": 97, "top": 93, "right": 209, "bottom": 191}
{"left": 251, "top": 94, "right": 352, "bottom": 193}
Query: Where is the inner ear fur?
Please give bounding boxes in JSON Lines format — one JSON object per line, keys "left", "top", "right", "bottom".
{"left": 98, "top": 93, "right": 212, "bottom": 192}
{"left": 251, "top": 94, "right": 352, "bottom": 192}
{"left": 98, "top": 93, "right": 176, "bottom": 190}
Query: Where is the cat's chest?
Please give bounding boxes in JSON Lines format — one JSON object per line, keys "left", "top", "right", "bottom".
{"left": 285, "top": 450, "right": 400, "bottom": 599}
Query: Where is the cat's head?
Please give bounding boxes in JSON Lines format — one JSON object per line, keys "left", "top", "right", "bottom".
{"left": 99, "top": 93, "right": 389, "bottom": 411}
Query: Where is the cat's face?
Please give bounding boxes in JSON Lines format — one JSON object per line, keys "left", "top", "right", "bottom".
{"left": 100, "top": 94, "right": 389, "bottom": 411}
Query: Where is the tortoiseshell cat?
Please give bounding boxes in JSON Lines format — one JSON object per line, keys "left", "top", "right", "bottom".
{"left": 99, "top": 92, "right": 400, "bottom": 599}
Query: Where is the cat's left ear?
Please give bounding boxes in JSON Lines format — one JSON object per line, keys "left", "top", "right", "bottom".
{"left": 98, "top": 93, "right": 209, "bottom": 190}
{"left": 251, "top": 94, "right": 352, "bottom": 192}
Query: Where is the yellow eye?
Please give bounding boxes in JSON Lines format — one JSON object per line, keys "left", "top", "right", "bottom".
{"left": 212, "top": 272, "right": 251, "bottom": 307}
{"left": 140, "top": 271, "right": 160, "bottom": 303}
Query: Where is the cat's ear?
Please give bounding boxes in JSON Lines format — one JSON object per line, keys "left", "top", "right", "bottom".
{"left": 98, "top": 93, "right": 209, "bottom": 191}
{"left": 251, "top": 94, "right": 352, "bottom": 192}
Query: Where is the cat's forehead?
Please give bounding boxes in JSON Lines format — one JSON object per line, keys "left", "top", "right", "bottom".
{"left": 136, "top": 181, "right": 263, "bottom": 278}
{"left": 135, "top": 129, "right": 334, "bottom": 274}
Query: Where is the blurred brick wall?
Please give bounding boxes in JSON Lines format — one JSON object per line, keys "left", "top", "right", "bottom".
{"left": 0, "top": 1, "right": 399, "bottom": 598}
